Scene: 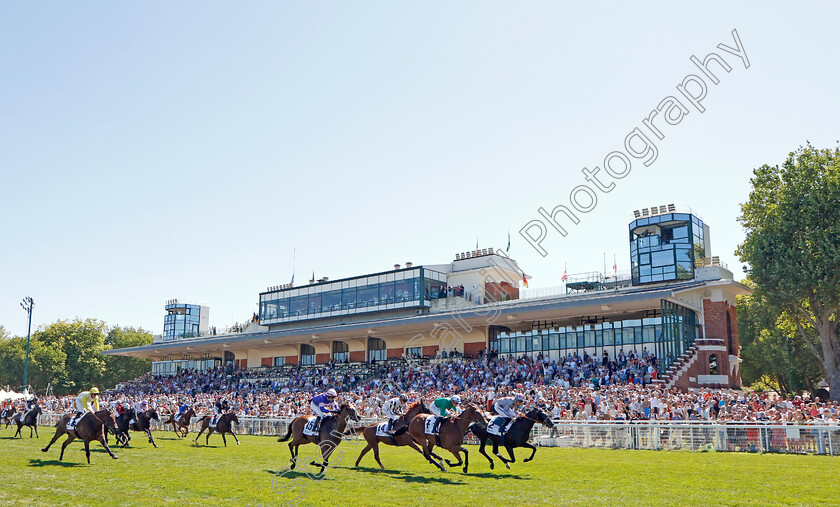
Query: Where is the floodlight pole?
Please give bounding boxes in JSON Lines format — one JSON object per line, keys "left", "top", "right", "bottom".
{"left": 20, "top": 297, "right": 34, "bottom": 388}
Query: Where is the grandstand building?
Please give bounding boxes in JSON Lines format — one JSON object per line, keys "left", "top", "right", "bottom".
{"left": 105, "top": 204, "right": 749, "bottom": 390}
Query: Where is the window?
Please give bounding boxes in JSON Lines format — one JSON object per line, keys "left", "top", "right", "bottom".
{"left": 332, "top": 341, "right": 349, "bottom": 362}
{"left": 651, "top": 250, "right": 674, "bottom": 267}
{"left": 273, "top": 357, "right": 285, "bottom": 367}
{"left": 368, "top": 337, "right": 386, "bottom": 362}
{"left": 709, "top": 354, "right": 718, "bottom": 375}
{"left": 301, "top": 344, "right": 316, "bottom": 366}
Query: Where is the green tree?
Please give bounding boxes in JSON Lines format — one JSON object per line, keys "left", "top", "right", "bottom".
{"left": 100, "top": 326, "right": 153, "bottom": 388}
{"left": 737, "top": 280, "right": 823, "bottom": 395}
{"left": 737, "top": 144, "right": 840, "bottom": 401}
{"left": 36, "top": 319, "right": 108, "bottom": 394}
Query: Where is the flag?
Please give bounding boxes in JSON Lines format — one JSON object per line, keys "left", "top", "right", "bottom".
{"left": 612, "top": 255, "right": 617, "bottom": 277}
{"left": 506, "top": 231, "right": 510, "bottom": 253}
{"left": 290, "top": 273, "right": 295, "bottom": 285}
{"left": 522, "top": 275, "right": 529, "bottom": 288}
{"left": 476, "top": 236, "right": 479, "bottom": 251}
{"left": 561, "top": 269, "right": 567, "bottom": 281}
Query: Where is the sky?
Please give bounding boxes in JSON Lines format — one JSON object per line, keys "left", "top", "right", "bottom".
{"left": 2, "top": 2, "right": 839, "bottom": 338}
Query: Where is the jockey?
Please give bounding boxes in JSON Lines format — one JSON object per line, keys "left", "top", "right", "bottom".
{"left": 430, "top": 395, "right": 461, "bottom": 433}
{"left": 383, "top": 393, "right": 409, "bottom": 433}
{"left": 212, "top": 398, "right": 229, "bottom": 427}
{"left": 25, "top": 396, "right": 38, "bottom": 414}
{"left": 129, "top": 400, "right": 148, "bottom": 425}
{"left": 492, "top": 393, "right": 525, "bottom": 434}
{"left": 310, "top": 389, "right": 338, "bottom": 430}
{"left": 71, "top": 387, "right": 101, "bottom": 427}
{"left": 175, "top": 399, "right": 190, "bottom": 422}
{"left": 114, "top": 400, "right": 127, "bottom": 426}
{"left": 1, "top": 399, "right": 12, "bottom": 418}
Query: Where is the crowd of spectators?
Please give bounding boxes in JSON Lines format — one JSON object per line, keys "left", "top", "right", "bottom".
{"left": 4, "top": 353, "right": 838, "bottom": 427}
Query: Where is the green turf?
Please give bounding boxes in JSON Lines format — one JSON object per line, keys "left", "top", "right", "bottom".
{"left": 0, "top": 425, "right": 836, "bottom": 506}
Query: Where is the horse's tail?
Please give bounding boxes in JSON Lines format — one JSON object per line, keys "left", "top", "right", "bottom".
{"left": 277, "top": 422, "right": 294, "bottom": 442}
{"left": 196, "top": 415, "right": 210, "bottom": 423}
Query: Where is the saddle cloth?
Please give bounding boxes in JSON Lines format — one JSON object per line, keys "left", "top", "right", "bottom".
{"left": 487, "top": 416, "right": 514, "bottom": 436}
{"left": 174, "top": 413, "right": 182, "bottom": 423}
{"left": 303, "top": 417, "right": 320, "bottom": 437}
{"left": 424, "top": 417, "right": 438, "bottom": 435}
{"left": 375, "top": 422, "right": 391, "bottom": 438}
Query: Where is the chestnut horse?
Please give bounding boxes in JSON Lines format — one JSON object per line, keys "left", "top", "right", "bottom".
{"left": 277, "top": 404, "right": 360, "bottom": 474}
{"left": 162, "top": 407, "right": 196, "bottom": 438}
{"left": 354, "top": 401, "right": 430, "bottom": 469}
{"left": 407, "top": 404, "right": 486, "bottom": 473}
{"left": 41, "top": 409, "right": 118, "bottom": 464}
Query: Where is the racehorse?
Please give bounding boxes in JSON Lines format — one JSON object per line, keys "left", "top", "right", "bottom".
{"left": 406, "top": 404, "right": 487, "bottom": 473}
{"left": 13, "top": 405, "right": 42, "bottom": 438}
{"left": 162, "top": 407, "right": 196, "bottom": 438}
{"left": 41, "top": 409, "right": 119, "bottom": 464}
{"left": 193, "top": 412, "right": 241, "bottom": 447}
{"left": 470, "top": 407, "right": 555, "bottom": 469}
{"left": 278, "top": 404, "right": 360, "bottom": 474}
{"left": 354, "top": 401, "right": 430, "bottom": 469}
{"left": 1, "top": 407, "right": 17, "bottom": 429}
{"left": 114, "top": 408, "right": 160, "bottom": 448}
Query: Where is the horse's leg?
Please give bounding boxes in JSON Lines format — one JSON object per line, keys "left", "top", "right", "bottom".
{"left": 206, "top": 427, "right": 214, "bottom": 446}
{"left": 147, "top": 429, "right": 158, "bottom": 448}
{"left": 230, "top": 429, "right": 240, "bottom": 446}
{"left": 42, "top": 429, "right": 63, "bottom": 452}
{"left": 172, "top": 422, "right": 181, "bottom": 438}
{"left": 425, "top": 439, "right": 446, "bottom": 472}
{"left": 478, "top": 437, "right": 495, "bottom": 469}
{"left": 34, "top": 425, "right": 39, "bottom": 439}
{"left": 522, "top": 442, "right": 538, "bottom": 462}
{"left": 60, "top": 435, "right": 75, "bottom": 461}
{"left": 221, "top": 432, "right": 227, "bottom": 447}
{"left": 193, "top": 425, "right": 205, "bottom": 443}
{"left": 461, "top": 446, "right": 470, "bottom": 473}
{"left": 84, "top": 439, "right": 91, "bottom": 464}
{"left": 29, "top": 426, "right": 34, "bottom": 438}
{"left": 354, "top": 442, "right": 372, "bottom": 467}
{"left": 13, "top": 424, "right": 21, "bottom": 438}
{"left": 444, "top": 448, "right": 463, "bottom": 468}
{"left": 288, "top": 441, "right": 297, "bottom": 469}
{"left": 504, "top": 444, "right": 517, "bottom": 465}
{"left": 371, "top": 440, "right": 384, "bottom": 469}
{"left": 98, "top": 434, "right": 118, "bottom": 460}
{"left": 492, "top": 439, "right": 511, "bottom": 469}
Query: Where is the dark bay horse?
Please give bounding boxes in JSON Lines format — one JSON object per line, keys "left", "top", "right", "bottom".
{"left": 278, "top": 404, "right": 360, "bottom": 474}
{"left": 115, "top": 408, "right": 160, "bottom": 448}
{"left": 354, "top": 401, "right": 430, "bottom": 469}
{"left": 41, "top": 409, "right": 118, "bottom": 464}
{"left": 471, "top": 408, "right": 554, "bottom": 469}
{"left": 1, "top": 407, "right": 17, "bottom": 429}
{"left": 13, "top": 405, "right": 42, "bottom": 438}
{"left": 194, "top": 412, "right": 241, "bottom": 446}
{"left": 407, "top": 404, "right": 486, "bottom": 473}
{"left": 162, "top": 408, "right": 196, "bottom": 438}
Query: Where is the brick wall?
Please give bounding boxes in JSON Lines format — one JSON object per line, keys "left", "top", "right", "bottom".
{"left": 485, "top": 281, "right": 519, "bottom": 302}
{"left": 464, "top": 341, "right": 486, "bottom": 358}
{"left": 349, "top": 351, "right": 365, "bottom": 362}
{"left": 285, "top": 355, "right": 298, "bottom": 366}
{"left": 315, "top": 353, "right": 330, "bottom": 364}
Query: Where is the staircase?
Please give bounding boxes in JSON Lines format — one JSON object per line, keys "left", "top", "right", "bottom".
{"left": 651, "top": 345, "right": 698, "bottom": 389}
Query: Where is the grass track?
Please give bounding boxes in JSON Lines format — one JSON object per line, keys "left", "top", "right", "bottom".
{"left": 0, "top": 426, "right": 837, "bottom": 506}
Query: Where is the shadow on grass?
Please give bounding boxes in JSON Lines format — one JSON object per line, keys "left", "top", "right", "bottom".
{"left": 28, "top": 458, "right": 84, "bottom": 468}
{"left": 352, "top": 466, "right": 466, "bottom": 485}
{"left": 467, "top": 471, "right": 531, "bottom": 480}
{"left": 266, "top": 470, "right": 334, "bottom": 481}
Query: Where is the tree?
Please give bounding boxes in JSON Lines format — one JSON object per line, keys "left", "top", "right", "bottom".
{"left": 737, "top": 279, "right": 823, "bottom": 395}
{"left": 737, "top": 143, "right": 840, "bottom": 401}
{"left": 100, "top": 326, "right": 153, "bottom": 388}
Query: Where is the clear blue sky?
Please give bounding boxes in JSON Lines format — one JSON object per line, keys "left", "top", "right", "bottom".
{"left": 2, "top": 2, "right": 838, "bottom": 337}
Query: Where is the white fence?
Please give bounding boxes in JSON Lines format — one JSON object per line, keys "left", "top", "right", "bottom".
{"left": 32, "top": 413, "right": 839, "bottom": 456}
